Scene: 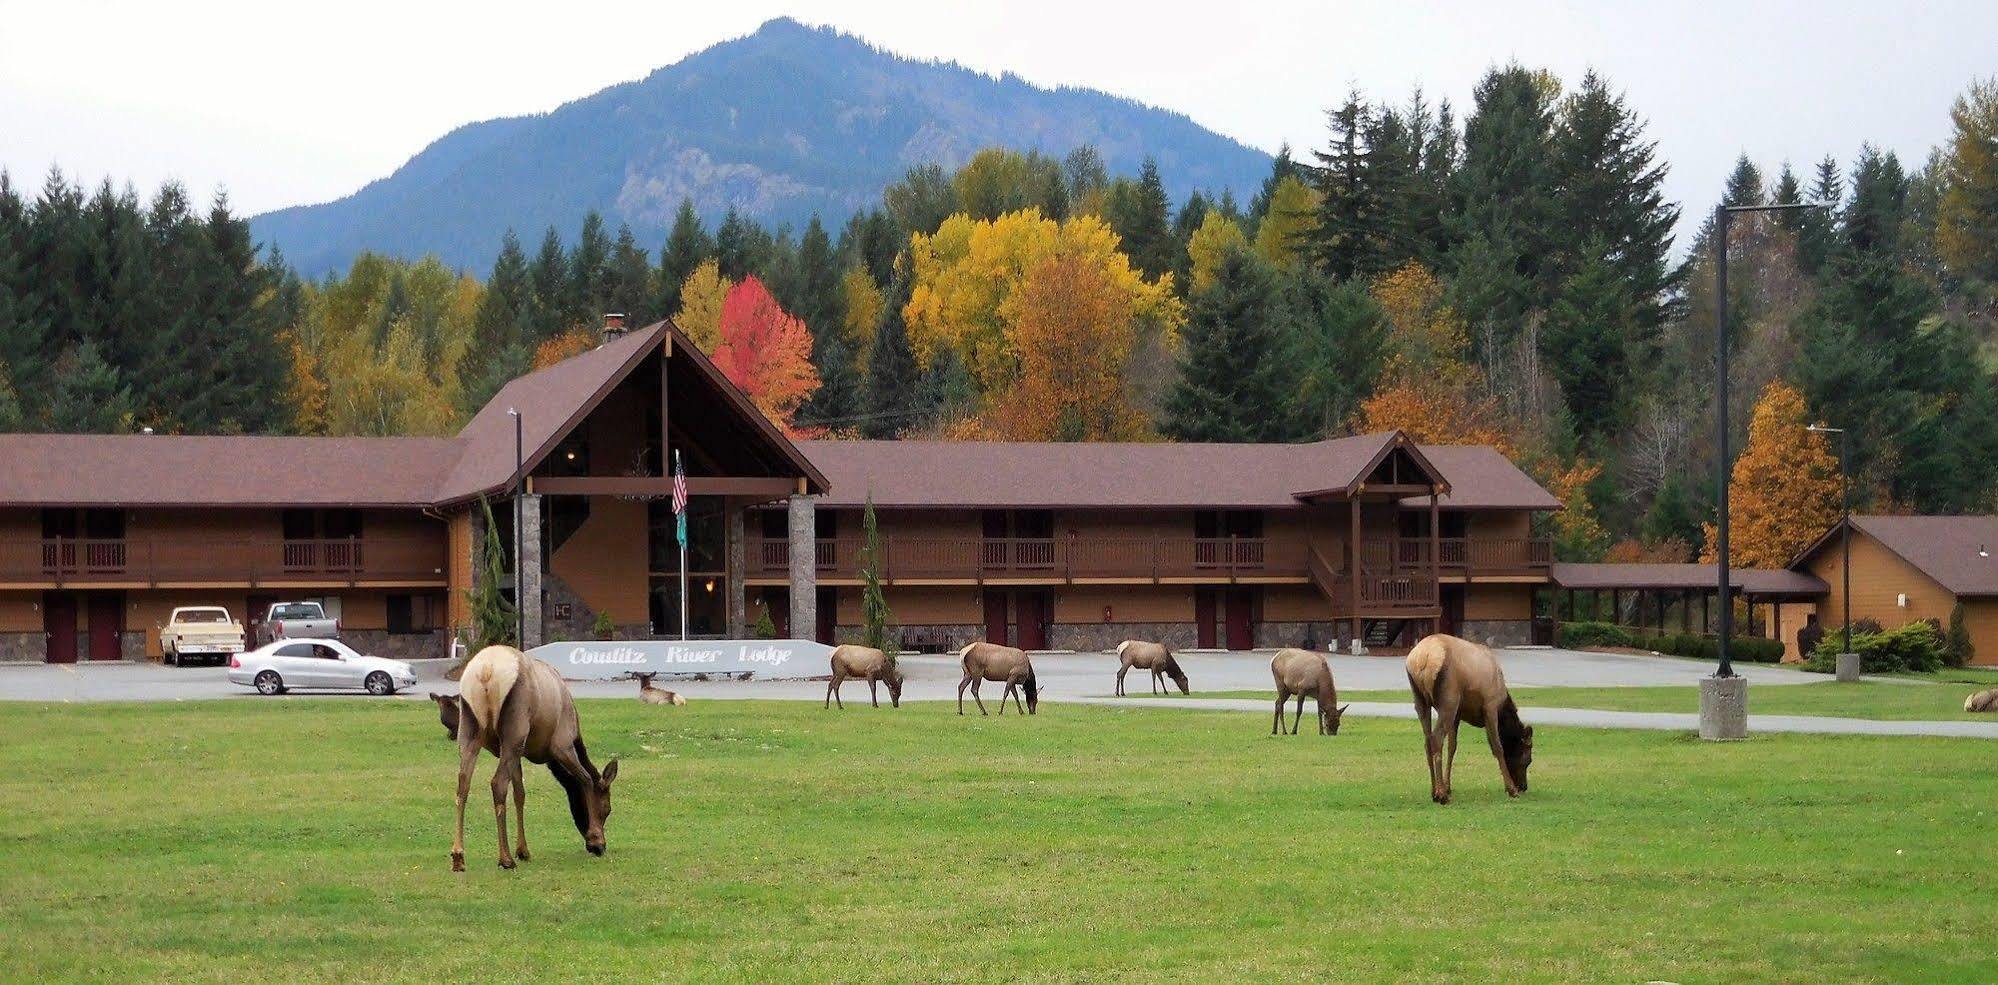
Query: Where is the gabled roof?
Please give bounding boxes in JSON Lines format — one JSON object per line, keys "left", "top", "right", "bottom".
{"left": 1791, "top": 515, "right": 1998, "bottom": 597}
{"left": 1551, "top": 562, "right": 1827, "bottom": 599}
{"left": 794, "top": 432, "right": 1553, "bottom": 511}
{"left": 0, "top": 434, "right": 459, "bottom": 508}
{"left": 1404, "top": 446, "right": 1564, "bottom": 510}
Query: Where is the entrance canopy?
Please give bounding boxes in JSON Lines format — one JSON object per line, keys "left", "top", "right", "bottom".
{"left": 1551, "top": 563, "right": 1827, "bottom": 601}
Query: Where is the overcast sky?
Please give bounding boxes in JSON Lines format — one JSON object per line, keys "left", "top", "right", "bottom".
{"left": 3, "top": 0, "right": 1992, "bottom": 253}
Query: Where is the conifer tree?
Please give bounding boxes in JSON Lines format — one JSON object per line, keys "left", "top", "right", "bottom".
{"left": 657, "top": 199, "right": 712, "bottom": 316}
{"left": 1161, "top": 248, "right": 1291, "bottom": 441}
{"left": 1542, "top": 246, "right": 1637, "bottom": 441}
{"left": 1108, "top": 158, "right": 1175, "bottom": 279}
{"left": 461, "top": 230, "right": 534, "bottom": 412}
{"left": 862, "top": 270, "right": 920, "bottom": 439}
{"left": 528, "top": 226, "right": 569, "bottom": 341}
{"left": 1548, "top": 70, "right": 1679, "bottom": 335}
{"left": 1450, "top": 65, "right": 1558, "bottom": 320}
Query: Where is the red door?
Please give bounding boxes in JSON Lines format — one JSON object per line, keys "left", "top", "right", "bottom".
{"left": 983, "top": 592, "right": 1009, "bottom": 645}
{"left": 1194, "top": 589, "right": 1217, "bottom": 649}
{"left": 1224, "top": 588, "right": 1254, "bottom": 651}
{"left": 86, "top": 592, "right": 123, "bottom": 661}
{"left": 1016, "top": 592, "right": 1049, "bottom": 651}
{"left": 815, "top": 587, "right": 838, "bottom": 645}
{"left": 43, "top": 592, "right": 77, "bottom": 663}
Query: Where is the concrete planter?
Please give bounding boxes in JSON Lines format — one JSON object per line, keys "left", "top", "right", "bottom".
{"left": 1834, "top": 652, "right": 1862, "bottom": 683}
{"left": 1699, "top": 675, "right": 1748, "bottom": 740}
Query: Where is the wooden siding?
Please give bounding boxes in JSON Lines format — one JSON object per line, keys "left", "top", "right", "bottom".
{"left": 1802, "top": 527, "right": 1998, "bottom": 666}
{"left": 548, "top": 497, "right": 650, "bottom": 629}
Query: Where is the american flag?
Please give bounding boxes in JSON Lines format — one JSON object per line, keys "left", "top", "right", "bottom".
{"left": 671, "top": 450, "right": 688, "bottom": 546}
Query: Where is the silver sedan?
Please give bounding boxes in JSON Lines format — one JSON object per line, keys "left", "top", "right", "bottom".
{"left": 227, "top": 638, "right": 419, "bottom": 696}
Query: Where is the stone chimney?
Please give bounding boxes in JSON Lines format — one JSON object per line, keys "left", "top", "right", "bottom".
{"left": 600, "top": 312, "right": 628, "bottom": 344}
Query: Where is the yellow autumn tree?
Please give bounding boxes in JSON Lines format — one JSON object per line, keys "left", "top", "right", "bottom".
{"left": 1372, "top": 262, "right": 1473, "bottom": 385}
{"left": 1185, "top": 211, "right": 1248, "bottom": 295}
{"left": 1547, "top": 458, "right": 1610, "bottom": 559}
{"left": 1938, "top": 77, "right": 1998, "bottom": 282}
{"left": 985, "top": 250, "right": 1151, "bottom": 441}
{"left": 1355, "top": 381, "right": 1516, "bottom": 458}
{"left": 1700, "top": 380, "right": 1843, "bottom": 568}
{"left": 904, "top": 209, "right": 1183, "bottom": 391}
{"left": 1252, "top": 175, "right": 1319, "bottom": 271}
{"left": 286, "top": 334, "right": 329, "bottom": 436}
{"left": 676, "top": 259, "right": 731, "bottom": 352}
{"left": 532, "top": 327, "right": 596, "bottom": 370}
{"left": 839, "top": 265, "right": 885, "bottom": 352}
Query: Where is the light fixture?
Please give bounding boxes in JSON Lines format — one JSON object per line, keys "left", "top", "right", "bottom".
{"left": 704, "top": 579, "right": 715, "bottom": 593}
{"left": 565, "top": 450, "right": 577, "bottom": 461}
{"left": 1982, "top": 545, "right": 1990, "bottom": 559}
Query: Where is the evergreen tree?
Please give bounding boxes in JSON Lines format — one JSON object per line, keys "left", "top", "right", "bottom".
{"left": 1309, "top": 92, "right": 1396, "bottom": 281}
{"left": 1640, "top": 474, "right": 1705, "bottom": 548}
{"left": 1283, "top": 268, "right": 1389, "bottom": 437}
{"left": 460, "top": 230, "right": 534, "bottom": 412}
{"left": 0, "top": 359, "right": 24, "bottom": 431}
{"left": 1161, "top": 248, "right": 1292, "bottom": 441}
{"left": 1549, "top": 70, "right": 1679, "bottom": 335}
{"left": 1843, "top": 145, "right": 1908, "bottom": 257}
{"left": 44, "top": 340, "right": 134, "bottom": 433}
{"left": 607, "top": 223, "right": 653, "bottom": 323}
{"left": 467, "top": 496, "right": 520, "bottom": 650}
{"left": 1107, "top": 158, "right": 1175, "bottom": 279}
{"left": 859, "top": 496, "right": 894, "bottom": 654}
{"left": 1449, "top": 65, "right": 1559, "bottom": 329}
{"left": 1542, "top": 246, "right": 1637, "bottom": 441}
{"left": 528, "top": 226, "right": 569, "bottom": 341}
{"left": 862, "top": 270, "right": 920, "bottom": 439}
{"left": 1063, "top": 146, "right": 1109, "bottom": 204}
{"left": 1249, "top": 144, "right": 1301, "bottom": 226}
{"left": 568, "top": 210, "right": 613, "bottom": 322}
{"left": 656, "top": 199, "right": 712, "bottom": 317}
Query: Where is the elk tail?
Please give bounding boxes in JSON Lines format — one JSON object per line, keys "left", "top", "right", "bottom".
{"left": 958, "top": 642, "right": 977, "bottom": 669}
{"left": 460, "top": 645, "right": 522, "bottom": 729}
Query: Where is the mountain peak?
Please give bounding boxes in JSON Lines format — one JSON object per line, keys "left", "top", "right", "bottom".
{"left": 252, "top": 22, "right": 1271, "bottom": 276}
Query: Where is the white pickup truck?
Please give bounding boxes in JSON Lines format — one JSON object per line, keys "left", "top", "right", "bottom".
{"left": 160, "top": 607, "right": 247, "bottom": 667}
{"left": 260, "top": 601, "right": 341, "bottom": 644}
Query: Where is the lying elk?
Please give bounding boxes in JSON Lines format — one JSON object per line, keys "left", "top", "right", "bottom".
{"left": 958, "top": 641, "right": 1038, "bottom": 715}
{"left": 1270, "top": 647, "right": 1347, "bottom": 735}
{"left": 825, "top": 644, "right": 905, "bottom": 709}
{"left": 1405, "top": 633, "right": 1533, "bottom": 804}
{"left": 633, "top": 672, "right": 687, "bottom": 706}
{"left": 1115, "top": 640, "right": 1189, "bottom": 696}
{"left": 1966, "top": 688, "right": 1998, "bottom": 713}
{"left": 447, "top": 644, "right": 620, "bottom": 871}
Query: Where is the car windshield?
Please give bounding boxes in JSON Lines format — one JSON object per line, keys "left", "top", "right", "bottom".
{"left": 178, "top": 610, "right": 230, "bottom": 623}
{"left": 271, "top": 604, "right": 322, "bottom": 620}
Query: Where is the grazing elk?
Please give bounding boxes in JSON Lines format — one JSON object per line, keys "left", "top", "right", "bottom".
{"left": 1114, "top": 640, "right": 1190, "bottom": 696}
{"left": 447, "top": 645, "right": 620, "bottom": 871}
{"left": 1965, "top": 688, "right": 1998, "bottom": 713}
{"left": 957, "top": 641, "right": 1038, "bottom": 715}
{"left": 1405, "top": 634, "right": 1533, "bottom": 804}
{"left": 1269, "top": 647, "right": 1347, "bottom": 735}
{"left": 825, "top": 644, "right": 905, "bottom": 709}
{"left": 633, "top": 672, "right": 687, "bottom": 706}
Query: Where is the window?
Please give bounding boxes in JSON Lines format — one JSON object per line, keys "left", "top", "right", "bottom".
{"left": 283, "top": 509, "right": 364, "bottom": 540}
{"left": 275, "top": 643, "right": 314, "bottom": 658}
{"left": 386, "top": 593, "right": 443, "bottom": 634}
{"left": 270, "top": 603, "right": 323, "bottom": 621}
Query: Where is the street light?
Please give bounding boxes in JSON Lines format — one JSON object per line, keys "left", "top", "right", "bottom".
{"left": 1706, "top": 201, "right": 1828, "bottom": 738}
{"left": 507, "top": 408, "right": 524, "bottom": 649}
{"left": 1805, "top": 423, "right": 1852, "bottom": 666}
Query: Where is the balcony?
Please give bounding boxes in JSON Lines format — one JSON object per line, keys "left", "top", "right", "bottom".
{"left": 749, "top": 536, "right": 1308, "bottom": 583}
{"left": 1378, "top": 537, "right": 1553, "bottom": 576}
{"left": 2, "top": 536, "right": 447, "bottom": 587}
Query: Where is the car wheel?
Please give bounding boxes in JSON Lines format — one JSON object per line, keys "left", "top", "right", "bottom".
{"left": 165, "top": 649, "right": 178, "bottom": 667}
{"left": 254, "top": 670, "right": 285, "bottom": 695}
{"left": 365, "top": 671, "right": 394, "bottom": 696}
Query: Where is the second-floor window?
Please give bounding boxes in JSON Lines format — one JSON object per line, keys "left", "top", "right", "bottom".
{"left": 283, "top": 509, "right": 363, "bottom": 540}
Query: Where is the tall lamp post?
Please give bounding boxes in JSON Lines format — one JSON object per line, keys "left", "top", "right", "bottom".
{"left": 507, "top": 408, "right": 525, "bottom": 649}
{"left": 1704, "top": 200, "right": 1827, "bottom": 739}
{"left": 1806, "top": 423, "right": 1856, "bottom": 679}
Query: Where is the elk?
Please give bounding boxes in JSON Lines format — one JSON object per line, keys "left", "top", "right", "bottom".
{"left": 1269, "top": 648, "right": 1347, "bottom": 735}
{"left": 1405, "top": 634, "right": 1533, "bottom": 804}
{"left": 447, "top": 645, "right": 620, "bottom": 871}
{"left": 1965, "top": 688, "right": 1998, "bottom": 713}
{"left": 1114, "top": 640, "right": 1189, "bottom": 696}
{"left": 633, "top": 672, "right": 687, "bottom": 706}
{"left": 957, "top": 641, "right": 1038, "bottom": 715}
{"left": 825, "top": 644, "right": 905, "bottom": 709}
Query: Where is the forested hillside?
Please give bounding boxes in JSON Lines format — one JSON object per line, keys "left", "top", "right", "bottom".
{"left": 2, "top": 70, "right": 1996, "bottom": 568}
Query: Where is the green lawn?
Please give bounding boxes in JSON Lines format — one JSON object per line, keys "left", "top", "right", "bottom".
{"left": 4, "top": 699, "right": 1996, "bottom": 982}
{"left": 1164, "top": 681, "right": 1997, "bottom": 721}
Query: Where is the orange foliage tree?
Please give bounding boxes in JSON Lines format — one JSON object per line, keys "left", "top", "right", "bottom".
{"left": 712, "top": 275, "right": 821, "bottom": 436}
{"left": 1355, "top": 382, "right": 1516, "bottom": 457}
{"left": 985, "top": 251, "right": 1152, "bottom": 441}
{"left": 1547, "top": 458, "right": 1610, "bottom": 559}
{"left": 532, "top": 327, "right": 595, "bottom": 370}
{"left": 1701, "top": 380, "right": 1843, "bottom": 568}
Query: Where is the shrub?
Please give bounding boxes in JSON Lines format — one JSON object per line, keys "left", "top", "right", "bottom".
{"left": 1797, "top": 620, "right": 1825, "bottom": 660}
{"left": 1946, "top": 602, "right": 1974, "bottom": 668}
{"left": 751, "top": 607, "right": 778, "bottom": 640}
{"left": 1559, "top": 621, "right": 1637, "bottom": 649}
{"left": 592, "top": 610, "right": 616, "bottom": 640}
{"left": 1804, "top": 619, "right": 1947, "bottom": 674}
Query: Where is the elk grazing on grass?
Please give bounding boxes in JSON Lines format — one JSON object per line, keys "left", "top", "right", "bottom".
{"left": 1114, "top": 640, "right": 1189, "bottom": 696}
{"left": 1270, "top": 647, "right": 1347, "bottom": 735}
{"left": 633, "top": 672, "right": 687, "bottom": 706}
{"left": 447, "top": 644, "right": 620, "bottom": 871}
{"left": 1405, "top": 633, "right": 1533, "bottom": 804}
{"left": 1966, "top": 688, "right": 1998, "bottom": 713}
{"left": 825, "top": 644, "right": 905, "bottom": 709}
{"left": 957, "top": 641, "right": 1038, "bottom": 715}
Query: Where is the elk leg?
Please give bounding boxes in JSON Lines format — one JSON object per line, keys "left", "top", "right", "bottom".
{"left": 972, "top": 678, "right": 988, "bottom": 716}
{"left": 824, "top": 676, "right": 836, "bottom": 709}
{"left": 1011, "top": 674, "right": 1027, "bottom": 714}
{"left": 1485, "top": 704, "right": 1521, "bottom": 797}
{"left": 450, "top": 733, "right": 479, "bottom": 872}
{"left": 957, "top": 674, "right": 973, "bottom": 715}
{"left": 1116, "top": 664, "right": 1127, "bottom": 696}
{"left": 1432, "top": 699, "right": 1462, "bottom": 805}
{"left": 511, "top": 760, "right": 530, "bottom": 861}
{"left": 1411, "top": 675, "right": 1442, "bottom": 803}
{"left": 1272, "top": 691, "right": 1285, "bottom": 735}
{"left": 1291, "top": 695, "right": 1305, "bottom": 735}
{"left": 491, "top": 751, "right": 518, "bottom": 870}
{"left": 869, "top": 678, "right": 879, "bottom": 708}
{"left": 1152, "top": 669, "right": 1163, "bottom": 695}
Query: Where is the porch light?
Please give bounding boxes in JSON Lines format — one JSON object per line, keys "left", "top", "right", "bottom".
{"left": 1981, "top": 545, "right": 1990, "bottom": 559}
{"left": 704, "top": 578, "right": 715, "bottom": 593}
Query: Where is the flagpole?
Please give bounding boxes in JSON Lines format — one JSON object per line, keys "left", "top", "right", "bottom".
{"left": 676, "top": 450, "right": 689, "bottom": 642}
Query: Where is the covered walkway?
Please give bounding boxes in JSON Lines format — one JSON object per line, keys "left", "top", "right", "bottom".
{"left": 1549, "top": 562, "right": 1827, "bottom": 656}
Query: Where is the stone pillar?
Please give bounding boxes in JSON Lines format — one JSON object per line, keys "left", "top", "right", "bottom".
{"left": 519, "top": 493, "right": 544, "bottom": 649}
{"left": 788, "top": 495, "right": 817, "bottom": 642}
{"left": 1834, "top": 652, "right": 1862, "bottom": 682}
{"left": 726, "top": 502, "right": 747, "bottom": 638}
{"left": 1698, "top": 675, "right": 1748, "bottom": 740}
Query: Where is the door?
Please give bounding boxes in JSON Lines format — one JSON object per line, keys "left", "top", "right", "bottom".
{"left": 1224, "top": 588, "right": 1255, "bottom": 651}
{"left": 815, "top": 587, "right": 838, "bottom": 645}
{"left": 1440, "top": 585, "right": 1466, "bottom": 637}
{"left": 1016, "top": 591, "right": 1050, "bottom": 651}
{"left": 983, "top": 592, "right": 1009, "bottom": 646}
{"left": 86, "top": 592, "right": 123, "bottom": 661}
{"left": 269, "top": 642, "right": 319, "bottom": 687}
{"left": 245, "top": 593, "right": 279, "bottom": 647}
{"left": 1194, "top": 589, "right": 1217, "bottom": 649}
{"left": 43, "top": 592, "right": 77, "bottom": 664}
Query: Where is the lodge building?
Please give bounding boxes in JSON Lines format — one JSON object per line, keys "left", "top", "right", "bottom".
{"left": 9, "top": 318, "right": 1980, "bottom": 666}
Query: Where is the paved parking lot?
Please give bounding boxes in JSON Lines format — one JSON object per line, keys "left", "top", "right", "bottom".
{"left": 0, "top": 645, "right": 1853, "bottom": 704}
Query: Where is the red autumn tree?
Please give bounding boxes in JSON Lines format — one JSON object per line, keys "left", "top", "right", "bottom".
{"left": 712, "top": 275, "right": 821, "bottom": 436}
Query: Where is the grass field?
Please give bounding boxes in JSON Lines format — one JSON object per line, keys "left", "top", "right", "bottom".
{"left": 1172, "top": 681, "right": 1998, "bottom": 721}
{"left": 4, "top": 698, "right": 1996, "bottom": 982}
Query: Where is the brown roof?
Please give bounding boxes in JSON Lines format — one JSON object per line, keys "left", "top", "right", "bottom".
{"left": 1551, "top": 562, "right": 1828, "bottom": 598}
{"left": 795, "top": 433, "right": 1555, "bottom": 510}
{"left": 1793, "top": 515, "right": 1998, "bottom": 597}
{"left": 0, "top": 434, "right": 458, "bottom": 508}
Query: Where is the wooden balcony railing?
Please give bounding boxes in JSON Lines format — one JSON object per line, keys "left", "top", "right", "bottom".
{"left": 749, "top": 536, "right": 1310, "bottom": 583}
{"left": 1381, "top": 537, "right": 1553, "bottom": 573}
{"left": 3, "top": 536, "right": 446, "bottom": 585}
